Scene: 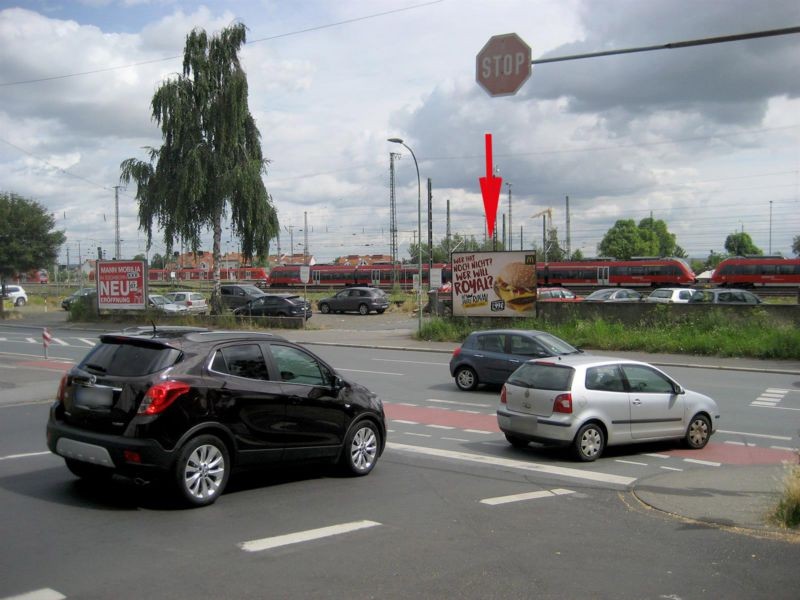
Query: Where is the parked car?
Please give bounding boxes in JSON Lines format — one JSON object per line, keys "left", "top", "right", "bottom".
{"left": 537, "top": 287, "right": 583, "bottom": 302}
{"left": 220, "top": 283, "right": 267, "bottom": 310}
{"left": 2, "top": 284, "right": 27, "bottom": 306}
{"left": 233, "top": 293, "right": 312, "bottom": 319}
{"left": 164, "top": 291, "right": 208, "bottom": 314}
{"left": 644, "top": 287, "right": 697, "bottom": 303}
{"left": 61, "top": 287, "right": 96, "bottom": 310}
{"left": 148, "top": 294, "right": 189, "bottom": 315}
{"left": 318, "top": 287, "right": 389, "bottom": 315}
{"left": 688, "top": 288, "right": 762, "bottom": 305}
{"left": 497, "top": 354, "right": 719, "bottom": 461}
{"left": 46, "top": 327, "right": 386, "bottom": 507}
{"left": 449, "top": 329, "right": 582, "bottom": 391}
{"left": 584, "top": 288, "right": 643, "bottom": 302}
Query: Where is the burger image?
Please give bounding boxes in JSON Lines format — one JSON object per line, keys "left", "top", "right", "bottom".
{"left": 493, "top": 262, "right": 537, "bottom": 311}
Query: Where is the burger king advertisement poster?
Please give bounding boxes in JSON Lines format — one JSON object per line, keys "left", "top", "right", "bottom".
{"left": 451, "top": 251, "right": 537, "bottom": 317}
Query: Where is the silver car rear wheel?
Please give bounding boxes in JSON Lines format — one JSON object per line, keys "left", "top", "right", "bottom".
{"left": 685, "top": 414, "right": 711, "bottom": 449}
{"left": 174, "top": 435, "right": 229, "bottom": 507}
{"left": 573, "top": 422, "right": 605, "bottom": 462}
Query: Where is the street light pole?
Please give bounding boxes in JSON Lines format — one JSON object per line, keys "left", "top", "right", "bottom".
{"left": 388, "top": 137, "right": 422, "bottom": 335}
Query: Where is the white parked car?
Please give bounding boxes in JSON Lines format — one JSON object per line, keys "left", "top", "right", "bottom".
{"left": 645, "top": 287, "right": 696, "bottom": 303}
{"left": 164, "top": 291, "right": 208, "bottom": 315}
{"left": 148, "top": 294, "right": 189, "bottom": 315}
{"left": 2, "top": 285, "right": 28, "bottom": 306}
{"left": 497, "top": 354, "right": 719, "bottom": 461}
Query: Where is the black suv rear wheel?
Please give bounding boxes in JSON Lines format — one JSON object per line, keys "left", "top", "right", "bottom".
{"left": 173, "top": 434, "right": 230, "bottom": 507}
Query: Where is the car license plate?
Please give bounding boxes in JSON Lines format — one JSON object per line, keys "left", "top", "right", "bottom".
{"left": 74, "top": 385, "right": 114, "bottom": 408}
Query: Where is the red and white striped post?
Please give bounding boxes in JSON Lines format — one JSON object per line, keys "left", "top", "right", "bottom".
{"left": 42, "top": 327, "right": 52, "bottom": 359}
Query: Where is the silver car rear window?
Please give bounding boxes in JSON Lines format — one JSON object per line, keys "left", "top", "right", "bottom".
{"left": 507, "top": 363, "right": 574, "bottom": 390}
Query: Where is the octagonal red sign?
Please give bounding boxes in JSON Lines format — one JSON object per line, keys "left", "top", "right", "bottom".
{"left": 476, "top": 33, "right": 532, "bottom": 97}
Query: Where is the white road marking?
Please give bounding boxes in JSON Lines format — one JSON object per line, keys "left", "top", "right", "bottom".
{"left": 464, "top": 429, "right": 492, "bottom": 435}
{"left": 392, "top": 420, "right": 418, "bottom": 425}
{"left": 336, "top": 368, "right": 402, "bottom": 376}
{"left": 387, "top": 443, "right": 636, "bottom": 486}
{"left": 372, "top": 358, "right": 449, "bottom": 366}
{"left": 718, "top": 429, "right": 791, "bottom": 441}
{"left": 25, "top": 337, "right": 37, "bottom": 344}
{"left": 766, "top": 388, "right": 789, "bottom": 393}
{"left": 397, "top": 403, "right": 418, "bottom": 407}
{"left": 615, "top": 459, "right": 648, "bottom": 466}
{"left": 427, "top": 398, "right": 493, "bottom": 408}
{"left": 0, "top": 451, "right": 51, "bottom": 461}
{"left": 0, "top": 588, "right": 66, "bottom": 600}
{"left": 51, "top": 338, "right": 69, "bottom": 346}
{"left": 481, "top": 488, "right": 575, "bottom": 506}
{"left": 442, "top": 437, "right": 469, "bottom": 442}
{"left": 427, "top": 424, "right": 455, "bottom": 430}
{"left": 770, "top": 446, "right": 799, "bottom": 452}
{"left": 641, "top": 453, "right": 670, "bottom": 459}
{"left": 660, "top": 466, "right": 683, "bottom": 472}
{"left": 751, "top": 401, "right": 778, "bottom": 407}
{"left": 456, "top": 409, "right": 481, "bottom": 414}
{"left": 77, "top": 338, "right": 97, "bottom": 346}
{"left": 683, "top": 458, "right": 721, "bottom": 467}
{"left": 240, "top": 520, "right": 381, "bottom": 553}
{"left": 403, "top": 432, "right": 432, "bottom": 438}
{"left": 724, "top": 441, "right": 755, "bottom": 447}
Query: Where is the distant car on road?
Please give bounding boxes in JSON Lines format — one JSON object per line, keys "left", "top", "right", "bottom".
{"left": 318, "top": 287, "right": 389, "bottom": 315}
{"left": 61, "top": 287, "right": 96, "bottom": 310}
{"left": 233, "top": 294, "right": 312, "bottom": 319}
{"left": 584, "top": 288, "right": 643, "bottom": 302}
{"left": 2, "top": 284, "right": 28, "bottom": 306}
{"left": 537, "top": 287, "right": 583, "bottom": 302}
{"left": 164, "top": 291, "right": 208, "bottom": 314}
{"left": 688, "top": 288, "right": 762, "bottom": 305}
{"left": 449, "top": 329, "right": 582, "bottom": 391}
{"left": 497, "top": 354, "right": 719, "bottom": 461}
{"left": 644, "top": 288, "right": 697, "bottom": 303}
{"left": 148, "top": 294, "right": 189, "bottom": 315}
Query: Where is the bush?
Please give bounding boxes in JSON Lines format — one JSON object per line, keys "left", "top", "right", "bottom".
{"left": 771, "top": 461, "right": 800, "bottom": 529}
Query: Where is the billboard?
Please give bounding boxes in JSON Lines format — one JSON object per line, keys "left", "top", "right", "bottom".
{"left": 451, "top": 251, "right": 536, "bottom": 317}
{"left": 97, "top": 260, "right": 147, "bottom": 310}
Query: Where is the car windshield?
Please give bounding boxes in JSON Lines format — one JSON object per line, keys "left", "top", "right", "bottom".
{"left": 150, "top": 295, "right": 166, "bottom": 305}
{"left": 240, "top": 285, "right": 264, "bottom": 295}
{"left": 535, "top": 332, "right": 580, "bottom": 355}
{"left": 507, "top": 363, "right": 574, "bottom": 390}
{"left": 586, "top": 290, "right": 613, "bottom": 300}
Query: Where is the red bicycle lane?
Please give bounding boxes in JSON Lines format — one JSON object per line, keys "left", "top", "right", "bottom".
{"left": 384, "top": 402, "right": 797, "bottom": 466}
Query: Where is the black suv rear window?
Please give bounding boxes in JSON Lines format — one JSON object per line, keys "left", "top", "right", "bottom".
{"left": 80, "top": 338, "right": 182, "bottom": 376}
{"left": 507, "top": 363, "right": 574, "bottom": 390}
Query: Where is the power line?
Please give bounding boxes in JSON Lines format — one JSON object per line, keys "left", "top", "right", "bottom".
{"left": 0, "top": 1, "right": 443, "bottom": 87}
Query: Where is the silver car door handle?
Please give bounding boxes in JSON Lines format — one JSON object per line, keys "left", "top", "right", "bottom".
{"left": 632, "top": 398, "right": 642, "bottom": 405}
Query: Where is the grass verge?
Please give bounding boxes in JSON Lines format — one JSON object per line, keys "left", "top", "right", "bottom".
{"left": 418, "top": 309, "right": 800, "bottom": 360}
{"left": 771, "top": 459, "right": 800, "bottom": 529}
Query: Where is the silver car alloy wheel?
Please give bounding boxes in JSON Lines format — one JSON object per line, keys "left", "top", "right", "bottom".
{"left": 350, "top": 426, "right": 378, "bottom": 472}
{"left": 183, "top": 443, "right": 226, "bottom": 501}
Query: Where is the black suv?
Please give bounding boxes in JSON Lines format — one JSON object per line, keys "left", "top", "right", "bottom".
{"left": 233, "top": 293, "right": 312, "bottom": 319}
{"left": 318, "top": 287, "right": 389, "bottom": 315}
{"left": 47, "top": 327, "right": 385, "bottom": 506}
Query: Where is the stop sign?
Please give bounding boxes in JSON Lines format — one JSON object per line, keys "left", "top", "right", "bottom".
{"left": 476, "top": 33, "right": 532, "bottom": 97}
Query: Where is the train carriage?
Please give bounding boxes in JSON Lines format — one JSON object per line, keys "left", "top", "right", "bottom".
{"left": 711, "top": 257, "right": 800, "bottom": 287}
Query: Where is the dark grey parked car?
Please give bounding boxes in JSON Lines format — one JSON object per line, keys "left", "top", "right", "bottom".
{"left": 220, "top": 284, "right": 267, "bottom": 310}
{"left": 449, "top": 329, "right": 582, "bottom": 391}
{"left": 318, "top": 287, "right": 389, "bottom": 315}
{"left": 584, "top": 288, "right": 643, "bottom": 302}
{"left": 233, "top": 294, "right": 312, "bottom": 319}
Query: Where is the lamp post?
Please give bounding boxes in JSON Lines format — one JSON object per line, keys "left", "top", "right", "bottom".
{"left": 388, "top": 137, "right": 422, "bottom": 335}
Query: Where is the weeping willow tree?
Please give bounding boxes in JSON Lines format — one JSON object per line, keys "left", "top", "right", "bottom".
{"left": 120, "top": 23, "right": 278, "bottom": 314}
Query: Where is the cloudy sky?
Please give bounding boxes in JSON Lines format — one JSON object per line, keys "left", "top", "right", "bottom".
{"left": 1, "top": 0, "right": 798, "bottom": 267}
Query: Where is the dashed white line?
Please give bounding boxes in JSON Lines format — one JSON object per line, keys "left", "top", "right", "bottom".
{"left": 0, "top": 451, "right": 51, "bottom": 461}
{"left": 427, "top": 398, "right": 492, "bottom": 408}
{"left": 392, "top": 420, "right": 419, "bottom": 425}
{"left": 683, "top": 458, "right": 721, "bottom": 467}
{"left": 427, "top": 425, "right": 455, "bottom": 430}
{"left": 641, "top": 453, "right": 670, "bottom": 459}
{"left": 724, "top": 441, "right": 755, "bottom": 447}
{"left": 770, "top": 445, "right": 799, "bottom": 452}
{"left": 456, "top": 409, "right": 481, "bottom": 414}
{"left": 464, "top": 429, "right": 492, "bottom": 435}
{"left": 717, "top": 430, "right": 791, "bottom": 441}
{"left": 615, "top": 459, "right": 648, "bottom": 466}
{"left": 240, "top": 520, "right": 381, "bottom": 553}
{"left": 397, "top": 403, "right": 418, "bottom": 407}
{"left": 403, "top": 432, "right": 432, "bottom": 438}
{"left": 1, "top": 588, "right": 66, "bottom": 600}
{"left": 481, "top": 488, "right": 575, "bottom": 506}
{"left": 78, "top": 338, "right": 97, "bottom": 346}
{"left": 387, "top": 443, "right": 636, "bottom": 486}
{"left": 442, "top": 437, "right": 469, "bottom": 442}
{"left": 660, "top": 466, "right": 683, "bottom": 472}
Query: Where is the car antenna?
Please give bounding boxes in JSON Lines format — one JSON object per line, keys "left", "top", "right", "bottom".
{"left": 151, "top": 320, "right": 157, "bottom": 336}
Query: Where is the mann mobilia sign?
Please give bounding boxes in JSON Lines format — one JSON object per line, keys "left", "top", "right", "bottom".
{"left": 96, "top": 260, "right": 147, "bottom": 311}
{"left": 451, "top": 251, "right": 536, "bottom": 317}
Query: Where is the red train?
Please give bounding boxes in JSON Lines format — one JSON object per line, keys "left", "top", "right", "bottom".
{"left": 538, "top": 257, "right": 696, "bottom": 288}
{"left": 145, "top": 267, "right": 269, "bottom": 284}
{"left": 711, "top": 257, "right": 800, "bottom": 287}
{"left": 268, "top": 257, "right": 696, "bottom": 289}
{"left": 268, "top": 263, "right": 451, "bottom": 288}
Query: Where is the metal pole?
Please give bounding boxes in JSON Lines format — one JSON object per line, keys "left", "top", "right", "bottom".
{"left": 769, "top": 201, "right": 772, "bottom": 254}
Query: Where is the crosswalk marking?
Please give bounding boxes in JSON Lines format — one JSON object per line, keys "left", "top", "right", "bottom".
{"left": 240, "top": 520, "right": 381, "bottom": 553}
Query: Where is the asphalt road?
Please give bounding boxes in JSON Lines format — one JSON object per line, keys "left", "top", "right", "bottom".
{"left": 1, "top": 317, "right": 799, "bottom": 599}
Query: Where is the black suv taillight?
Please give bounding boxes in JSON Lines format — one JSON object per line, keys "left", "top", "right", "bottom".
{"left": 138, "top": 381, "right": 191, "bottom": 415}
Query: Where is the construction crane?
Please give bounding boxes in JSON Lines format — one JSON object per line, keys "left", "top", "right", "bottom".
{"left": 530, "top": 208, "right": 553, "bottom": 259}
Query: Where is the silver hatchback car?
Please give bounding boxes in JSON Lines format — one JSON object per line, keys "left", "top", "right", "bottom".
{"left": 497, "top": 355, "right": 719, "bottom": 461}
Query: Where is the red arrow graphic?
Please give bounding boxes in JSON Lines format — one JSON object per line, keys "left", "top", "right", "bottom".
{"left": 478, "top": 133, "right": 502, "bottom": 238}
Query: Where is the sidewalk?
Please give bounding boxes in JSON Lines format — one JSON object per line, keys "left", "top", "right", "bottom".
{"left": 4, "top": 309, "right": 800, "bottom": 535}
